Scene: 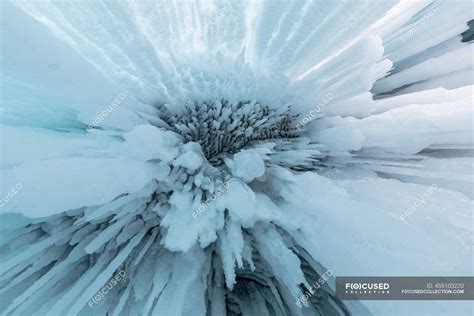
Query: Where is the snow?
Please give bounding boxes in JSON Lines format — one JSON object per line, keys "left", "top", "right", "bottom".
{"left": 0, "top": 0, "right": 472, "bottom": 315}
{"left": 0, "top": 158, "right": 166, "bottom": 217}
{"left": 225, "top": 149, "right": 265, "bottom": 182}
{"left": 120, "top": 124, "right": 181, "bottom": 163}
{"left": 218, "top": 180, "right": 261, "bottom": 227}
{"left": 286, "top": 174, "right": 473, "bottom": 316}
{"left": 173, "top": 143, "right": 204, "bottom": 172}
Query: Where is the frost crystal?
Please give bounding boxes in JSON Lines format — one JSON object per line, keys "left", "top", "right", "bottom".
{"left": 158, "top": 100, "right": 299, "bottom": 165}
{"left": 0, "top": 1, "right": 473, "bottom": 316}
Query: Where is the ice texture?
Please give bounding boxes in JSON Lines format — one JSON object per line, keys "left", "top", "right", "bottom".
{"left": 0, "top": 0, "right": 473, "bottom": 315}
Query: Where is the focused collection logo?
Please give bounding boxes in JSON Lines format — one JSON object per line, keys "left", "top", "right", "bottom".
{"left": 344, "top": 282, "right": 390, "bottom": 294}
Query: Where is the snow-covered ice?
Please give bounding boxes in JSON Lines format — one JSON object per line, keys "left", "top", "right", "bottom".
{"left": 0, "top": 0, "right": 473, "bottom": 315}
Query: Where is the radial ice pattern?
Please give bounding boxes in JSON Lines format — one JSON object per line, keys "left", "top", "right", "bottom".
{"left": 0, "top": 1, "right": 473, "bottom": 316}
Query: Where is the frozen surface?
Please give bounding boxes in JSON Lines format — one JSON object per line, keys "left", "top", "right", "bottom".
{"left": 0, "top": 0, "right": 473, "bottom": 315}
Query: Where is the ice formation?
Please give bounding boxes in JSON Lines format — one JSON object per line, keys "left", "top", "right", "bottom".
{"left": 0, "top": 1, "right": 473, "bottom": 315}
